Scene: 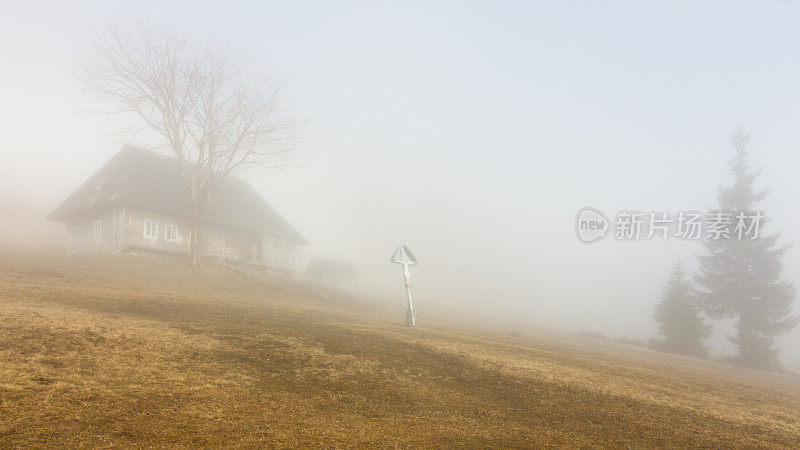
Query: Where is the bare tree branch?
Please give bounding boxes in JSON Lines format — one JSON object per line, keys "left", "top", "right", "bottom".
{"left": 77, "top": 20, "right": 301, "bottom": 266}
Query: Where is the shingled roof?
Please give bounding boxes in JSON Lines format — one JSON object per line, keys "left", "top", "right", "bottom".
{"left": 49, "top": 146, "right": 307, "bottom": 245}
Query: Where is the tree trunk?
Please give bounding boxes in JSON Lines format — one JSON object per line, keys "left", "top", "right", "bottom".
{"left": 189, "top": 208, "right": 204, "bottom": 268}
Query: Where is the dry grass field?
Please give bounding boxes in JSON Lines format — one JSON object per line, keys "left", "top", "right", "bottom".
{"left": 1, "top": 248, "right": 800, "bottom": 447}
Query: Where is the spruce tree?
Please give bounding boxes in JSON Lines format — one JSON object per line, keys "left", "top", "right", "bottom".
{"left": 695, "top": 129, "right": 797, "bottom": 370}
{"left": 654, "top": 261, "right": 710, "bottom": 357}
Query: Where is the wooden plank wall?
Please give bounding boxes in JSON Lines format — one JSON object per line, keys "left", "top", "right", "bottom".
{"left": 65, "top": 206, "right": 300, "bottom": 272}
{"left": 124, "top": 208, "right": 191, "bottom": 255}
{"left": 65, "top": 207, "right": 124, "bottom": 254}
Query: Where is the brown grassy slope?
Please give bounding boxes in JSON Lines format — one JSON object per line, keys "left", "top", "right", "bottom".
{"left": 1, "top": 250, "right": 799, "bottom": 448}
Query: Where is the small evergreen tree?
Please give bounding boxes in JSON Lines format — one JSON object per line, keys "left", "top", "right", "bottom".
{"left": 654, "top": 261, "right": 710, "bottom": 357}
{"left": 695, "top": 129, "right": 797, "bottom": 370}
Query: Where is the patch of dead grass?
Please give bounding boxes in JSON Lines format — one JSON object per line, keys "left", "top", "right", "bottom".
{"left": 1, "top": 250, "right": 799, "bottom": 447}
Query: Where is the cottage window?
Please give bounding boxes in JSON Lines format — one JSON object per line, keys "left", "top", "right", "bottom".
{"left": 93, "top": 220, "right": 102, "bottom": 240}
{"left": 164, "top": 223, "right": 179, "bottom": 243}
{"left": 143, "top": 220, "right": 158, "bottom": 239}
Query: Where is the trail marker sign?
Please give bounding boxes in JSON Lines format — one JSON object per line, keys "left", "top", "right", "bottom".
{"left": 391, "top": 245, "right": 418, "bottom": 327}
{"left": 391, "top": 246, "right": 417, "bottom": 266}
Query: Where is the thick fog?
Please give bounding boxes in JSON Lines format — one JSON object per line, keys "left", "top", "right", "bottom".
{"left": 2, "top": 1, "right": 800, "bottom": 366}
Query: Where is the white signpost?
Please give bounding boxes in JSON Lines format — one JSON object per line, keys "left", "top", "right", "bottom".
{"left": 391, "top": 245, "right": 418, "bottom": 327}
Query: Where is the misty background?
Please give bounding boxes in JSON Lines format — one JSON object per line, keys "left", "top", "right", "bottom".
{"left": 2, "top": 1, "right": 800, "bottom": 365}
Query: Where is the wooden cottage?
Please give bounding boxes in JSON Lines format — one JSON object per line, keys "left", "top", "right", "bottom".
{"left": 49, "top": 146, "right": 307, "bottom": 272}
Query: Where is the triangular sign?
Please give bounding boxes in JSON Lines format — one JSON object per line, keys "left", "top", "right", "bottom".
{"left": 391, "top": 246, "right": 418, "bottom": 266}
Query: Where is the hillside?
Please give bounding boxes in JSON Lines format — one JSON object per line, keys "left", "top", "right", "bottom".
{"left": 1, "top": 249, "right": 800, "bottom": 447}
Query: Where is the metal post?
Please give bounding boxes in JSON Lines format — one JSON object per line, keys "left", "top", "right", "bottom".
{"left": 403, "top": 263, "right": 416, "bottom": 327}
{"left": 391, "top": 246, "right": 418, "bottom": 327}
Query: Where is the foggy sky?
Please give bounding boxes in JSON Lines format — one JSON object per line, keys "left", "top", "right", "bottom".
{"left": 2, "top": 1, "right": 800, "bottom": 365}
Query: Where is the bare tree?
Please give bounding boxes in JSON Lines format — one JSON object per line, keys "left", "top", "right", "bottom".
{"left": 78, "top": 21, "right": 300, "bottom": 266}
